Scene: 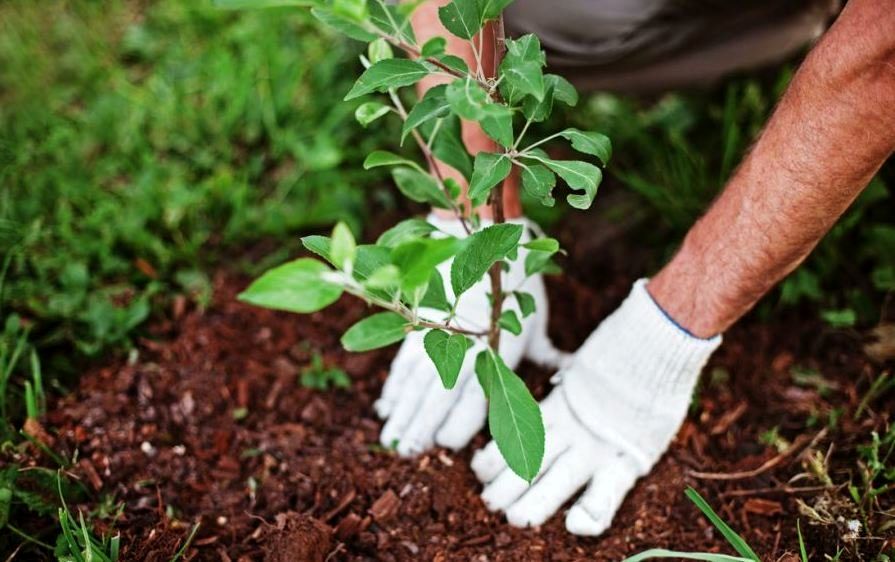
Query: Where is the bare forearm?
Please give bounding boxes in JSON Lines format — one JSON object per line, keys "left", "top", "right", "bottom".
{"left": 650, "top": 0, "right": 895, "bottom": 337}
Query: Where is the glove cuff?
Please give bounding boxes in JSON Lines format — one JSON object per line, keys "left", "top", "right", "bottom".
{"left": 561, "top": 278, "right": 721, "bottom": 472}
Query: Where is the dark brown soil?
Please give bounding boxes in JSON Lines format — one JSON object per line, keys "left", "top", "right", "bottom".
{"left": 30, "top": 212, "right": 895, "bottom": 561}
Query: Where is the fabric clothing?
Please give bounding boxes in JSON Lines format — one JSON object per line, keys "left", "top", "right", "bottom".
{"left": 504, "top": 0, "right": 841, "bottom": 93}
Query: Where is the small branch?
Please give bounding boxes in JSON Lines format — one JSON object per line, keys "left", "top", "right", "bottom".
{"left": 383, "top": 34, "right": 495, "bottom": 99}
{"left": 342, "top": 282, "right": 486, "bottom": 338}
{"left": 689, "top": 429, "right": 828, "bottom": 481}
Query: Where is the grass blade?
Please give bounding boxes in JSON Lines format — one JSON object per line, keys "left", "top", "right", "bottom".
{"left": 685, "top": 488, "right": 761, "bottom": 561}
{"left": 623, "top": 549, "right": 753, "bottom": 562}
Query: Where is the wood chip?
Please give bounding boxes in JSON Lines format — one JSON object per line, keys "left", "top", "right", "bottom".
{"left": 743, "top": 498, "right": 784, "bottom": 516}
{"left": 368, "top": 490, "right": 400, "bottom": 524}
{"left": 710, "top": 402, "right": 748, "bottom": 435}
{"left": 335, "top": 513, "right": 363, "bottom": 540}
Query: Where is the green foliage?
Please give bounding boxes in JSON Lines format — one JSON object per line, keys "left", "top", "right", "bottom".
{"left": 298, "top": 353, "right": 351, "bottom": 390}
{"left": 423, "top": 330, "right": 472, "bottom": 389}
{"left": 234, "top": 0, "right": 609, "bottom": 481}
{"left": 0, "top": 0, "right": 388, "bottom": 367}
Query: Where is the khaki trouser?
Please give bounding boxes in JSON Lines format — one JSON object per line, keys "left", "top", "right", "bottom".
{"left": 504, "top": 0, "right": 841, "bottom": 93}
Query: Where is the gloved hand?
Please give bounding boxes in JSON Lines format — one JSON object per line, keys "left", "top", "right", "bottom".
{"left": 375, "top": 213, "right": 568, "bottom": 456}
{"left": 472, "top": 279, "right": 721, "bottom": 535}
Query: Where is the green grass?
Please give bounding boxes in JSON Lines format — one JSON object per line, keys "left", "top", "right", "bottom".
{"left": 0, "top": 0, "right": 397, "bottom": 366}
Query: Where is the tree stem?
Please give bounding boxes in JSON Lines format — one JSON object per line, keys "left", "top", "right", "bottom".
{"left": 486, "top": 16, "right": 508, "bottom": 352}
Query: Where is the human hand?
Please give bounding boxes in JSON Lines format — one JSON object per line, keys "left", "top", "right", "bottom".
{"left": 375, "top": 213, "right": 568, "bottom": 456}
{"left": 472, "top": 279, "right": 721, "bottom": 535}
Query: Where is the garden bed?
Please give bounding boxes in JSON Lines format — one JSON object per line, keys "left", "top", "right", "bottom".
{"left": 33, "top": 215, "right": 894, "bottom": 561}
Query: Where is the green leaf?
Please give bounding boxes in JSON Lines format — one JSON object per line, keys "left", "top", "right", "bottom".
{"left": 421, "top": 36, "right": 447, "bottom": 57}
{"left": 500, "top": 61, "right": 544, "bottom": 103}
{"left": 391, "top": 167, "right": 452, "bottom": 208}
{"left": 376, "top": 218, "right": 438, "bottom": 247}
{"left": 402, "top": 85, "right": 450, "bottom": 143}
{"left": 437, "top": 0, "right": 483, "bottom": 39}
{"left": 368, "top": 0, "right": 415, "bottom": 43}
{"left": 424, "top": 329, "right": 472, "bottom": 389}
{"left": 364, "top": 150, "right": 424, "bottom": 173}
{"left": 519, "top": 163, "right": 556, "bottom": 205}
{"left": 239, "top": 258, "right": 342, "bottom": 313}
{"left": 451, "top": 223, "right": 523, "bottom": 297}
{"left": 684, "top": 488, "right": 761, "bottom": 561}
{"left": 367, "top": 37, "right": 393, "bottom": 63}
{"left": 302, "top": 237, "right": 390, "bottom": 281}
{"left": 330, "top": 222, "right": 356, "bottom": 271}
{"left": 420, "top": 269, "right": 452, "bottom": 312}
{"left": 524, "top": 249, "right": 556, "bottom": 277}
{"left": 523, "top": 237, "right": 559, "bottom": 253}
{"left": 344, "top": 59, "right": 429, "bottom": 100}
{"left": 445, "top": 77, "right": 491, "bottom": 121}
{"left": 333, "top": 0, "right": 367, "bottom": 22}
{"left": 364, "top": 264, "right": 401, "bottom": 289}
{"left": 498, "top": 310, "right": 522, "bottom": 335}
{"left": 514, "top": 291, "right": 536, "bottom": 317}
{"left": 392, "top": 237, "right": 465, "bottom": 293}
{"left": 341, "top": 312, "right": 408, "bottom": 351}
{"left": 480, "top": 0, "right": 514, "bottom": 19}
{"left": 480, "top": 105, "right": 514, "bottom": 148}
{"left": 500, "top": 35, "right": 546, "bottom": 103}
{"left": 536, "top": 157, "right": 602, "bottom": 210}
{"left": 468, "top": 153, "right": 512, "bottom": 205}
{"left": 427, "top": 115, "right": 473, "bottom": 180}
{"left": 431, "top": 54, "right": 469, "bottom": 75}
{"left": 474, "top": 349, "right": 495, "bottom": 399}
{"left": 484, "top": 350, "right": 545, "bottom": 482}
{"left": 215, "top": 0, "right": 322, "bottom": 8}
{"left": 355, "top": 102, "right": 391, "bottom": 127}
{"left": 558, "top": 128, "right": 612, "bottom": 165}
{"left": 311, "top": 8, "right": 377, "bottom": 41}
{"left": 549, "top": 74, "right": 578, "bottom": 107}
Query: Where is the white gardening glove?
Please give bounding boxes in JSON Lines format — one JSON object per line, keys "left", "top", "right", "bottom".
{"left": 375, "top": 213, "right": 569, "bottom": 456}
{"left": 472, "top": 279, "right": 722, "bottom": 535}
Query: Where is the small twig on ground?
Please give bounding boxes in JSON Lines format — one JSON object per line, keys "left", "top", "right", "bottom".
{"left": 689, "top": 428, "right": 828, "bottom": 481}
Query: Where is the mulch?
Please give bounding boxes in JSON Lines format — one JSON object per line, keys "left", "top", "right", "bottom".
{"left": 22, "top": 211, "right": 895, "bottom": 561}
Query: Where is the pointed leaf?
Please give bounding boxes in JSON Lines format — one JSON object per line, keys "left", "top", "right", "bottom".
{"left": 445, "top": 77, "right": 491, "bottom": 121}
{"left": 392, "top": 237, "right": 465, "bottom": 293}
{"left": 391, "top": 167, "right": 452, "bottom": 208}
{"left": 341, "top": 312, "right": 408, "bottom": 351}
{"left": 423, "top": 329, "right": 472, "bottom": 388}
{"left": 344, "top": 59, "right": 429, "bottom": 100}
{"left": 480, "top": 0, "right": 514, "bottom": 19}
{"left": 355, "top": 102, "right": 391, "bottom": 127}
{"left": 451, "top": 223, "right": 522, "bottom": 297}
{"left": 376, "top": 218, "right": 438, "bottom": 247}
{"left": 364, "top": 150, "right": 423, "bottom": 172}
{"left": 426, "top": 115, "right": 472, "bottom": 179}
{"left": 312, "top": 8, "right": 377, "bottom": 41}
{"left": 402, "top": 85, "right": 450, "bottom": 143}
{"left": 481, "top": 105, "right": 514, "bottom": 148}
{"left": 238, "top": 258, "right": 342, "bottom": 313}
{"left": 519, "top": 163, "right": 555, "bottom": 205}
{"left": 420, "top": 269, "right": 452, "bottom": 312}
{"left": 468, "top": 153, "right": 512, "bottom": 204}
{"left": 514, "top": 291, "right": 536, "bottom": 317}
{"left": 437, "top": 0, "right": 482, "bottom": 39}
{"left": 558, "top": 128, "right": 612, "bottom": 165}
{"left": 484, "top": 350, "right": 545, "bottom": 482}
{"left": 498, "top": 310, "right": 522, "bottom": 335}
{"left": 330, "top": 222, "right": 356, "bottom": 271}
{"left": 421, "top": 36, "right": 446, "bottom": 57}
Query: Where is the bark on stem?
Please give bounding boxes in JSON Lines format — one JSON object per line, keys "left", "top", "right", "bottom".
{"left": 486, "top": 17, "right": 508, "bottom": 352}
